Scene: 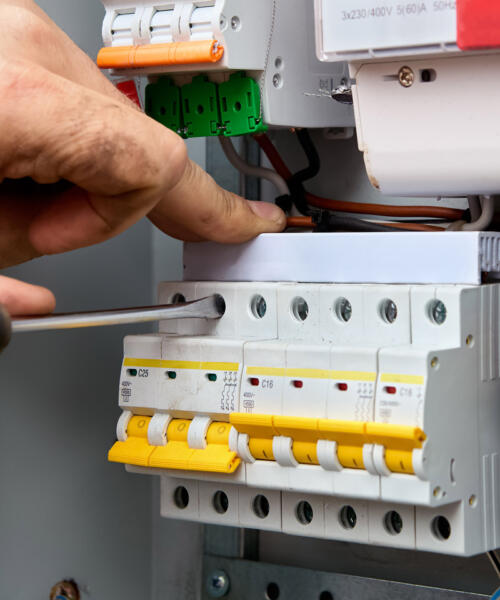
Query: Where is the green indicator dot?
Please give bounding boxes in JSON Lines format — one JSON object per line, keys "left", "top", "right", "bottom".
{"left": 167, "top": 371, "right": 177, "bottom": 380}
{"left": 127, "top": 368, "right": 138, "bottom": 377}
{"left": 207, "top": 373, "right": 217, "bottom": 382}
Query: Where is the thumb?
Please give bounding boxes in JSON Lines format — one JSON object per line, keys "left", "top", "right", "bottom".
{"left": 0, "top": 275, "right": 55, "bottom": 316}
{"left": 148, "top": 160, "right": 286, "bottom": 243}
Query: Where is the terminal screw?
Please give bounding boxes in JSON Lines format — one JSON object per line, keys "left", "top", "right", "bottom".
{"left": 207, "top": 570, "right": 230, "bottom": 597}
{"left": 398, "top": 66, "right": 414, "bottom": 88}
{"left": 429, "top": 300, "right": 447, "bottom": 325}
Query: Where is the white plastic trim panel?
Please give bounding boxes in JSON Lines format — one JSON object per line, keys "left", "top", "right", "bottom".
{"left": 362, "top": 444, "right": 378, "bottom": 476}
{"left": 187, "top": 416, "right": 212, "bottom": 449}
{"left": 101, "top": 3, "right": 145, "bottom": 46}
{"left": 273, "top": 436, "right": 299, "bottom": 467}
{"left": 237, "top": 433, "right": 255, "bottom": 464}
{"left": 184, "top": 232, "right": 500, "bottom": 284}
{"left": 143, "top": 4, "right": 178, "bottom": 44}
{"left": 228, "top": 426, "right": 239, "bottom": 453}
{"left": 372, "top": 445, "right": 392, "bottom": 477}
{"left": 354, "top": 55, "right": 500, "bottom": 196}
{"left": 116, "top": 410, "right": 133, "bottom": 441}
{"left": 148, "top": 413, "right": 172, "bottom": 446}
{"left": 317, "top": 440, "right": 342, "bottom": 471}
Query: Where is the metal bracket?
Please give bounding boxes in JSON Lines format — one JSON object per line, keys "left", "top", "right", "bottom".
{"left": 202, "top": 556, "right": 489, "bottom": 600}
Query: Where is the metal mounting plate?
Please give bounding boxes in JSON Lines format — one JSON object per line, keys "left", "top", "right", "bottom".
{"left": 202, "top": 556, "right": 489, "bottom": 600}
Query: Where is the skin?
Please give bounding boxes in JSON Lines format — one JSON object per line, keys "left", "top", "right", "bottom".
{"left": 0, "top": 0, "right": 286, "bottom": 315}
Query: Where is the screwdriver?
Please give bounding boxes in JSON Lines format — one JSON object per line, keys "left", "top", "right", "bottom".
{"left": 0, "top": 294, "right": 225, "bottom": 353}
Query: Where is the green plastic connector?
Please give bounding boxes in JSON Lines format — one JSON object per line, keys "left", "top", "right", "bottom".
{"left": 145, "top": 72, "right": 267, "bottom": 138}
{"left": 181, "top": 75, "right": 220, "bottom": 138}
{"left": 145, "top": 77, "right": 183, "bottom": 136}
{"left": 218, "top": 72, "right": 267, "bottom": 136}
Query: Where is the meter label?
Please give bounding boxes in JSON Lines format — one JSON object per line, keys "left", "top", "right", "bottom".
{"left": 320, "top": 0, "right": 456, "bottom": 56}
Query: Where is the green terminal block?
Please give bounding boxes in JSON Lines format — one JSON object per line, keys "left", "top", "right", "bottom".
{"left": 218, "top": 72, "right": 267, "bottom": 136}
{"left": 145, "top": 77, "right": 183, "bottom": 136}
{"left": 145, "top": 72, "right": 267, "bottom": 138}
{"left": 181, "top": 75, "right": 220, "bottom": 138}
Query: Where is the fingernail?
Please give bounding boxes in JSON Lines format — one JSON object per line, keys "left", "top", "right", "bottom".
{"left": 249, "top": 201, "right": 286, "bottom": 226}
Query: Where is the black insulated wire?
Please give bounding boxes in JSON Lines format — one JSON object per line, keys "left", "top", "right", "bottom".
{"left": 293, "top": 129, "right": 321, "bottom": 184}
{"left": 286, "top": 129, "right": 321, "bottom": 216}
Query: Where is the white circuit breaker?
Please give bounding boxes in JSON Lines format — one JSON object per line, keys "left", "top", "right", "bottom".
{"left": 107, "top": 230, "right": 500, "bottom": 557}
{"left": 98, "top": 0, "right": 353, "bottom": 130}
{"left": 314, "top": 0, "right": 500, "bottom": 197}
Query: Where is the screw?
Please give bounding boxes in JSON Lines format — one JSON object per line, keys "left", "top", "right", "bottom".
{"left": 272, "top": 73, "right": 282, "bottom": 88}
{"left": 380, "top": 299, "right": 398, "bottom": 324}
{"left": 429, "top": 300, "right": 447, "bottom": 325}
{"left": 251, "top": 295, "right": 267, "bottom": 319}
{"left": 335, "top": 297, "right": 352, "bottom": 322}
{"left": 207, "top": 570, "right": 230, "bottom": 598}
{"left": 398, "top": 66, "right": 414, "bottom": 88}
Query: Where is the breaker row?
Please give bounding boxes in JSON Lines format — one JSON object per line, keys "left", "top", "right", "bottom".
{"left": 159, "top": 475, "right": 478, "bottom": 556}
{"left": 98, "top": 0, "right": 275, "bottom": 75}
{"left": 109, "top": 412, "right": 426, "bottom": 477}
{"left": 157, "top": 281, "right": 476, "bottom": 348}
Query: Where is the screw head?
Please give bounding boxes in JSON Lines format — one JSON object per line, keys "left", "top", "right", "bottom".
{"left": 207, "top": 570, "right": 230, "bottom": 598}
{"left": 251, "top": 295, "right": 267, "bottom": 319}
{"left": 335, "top": 297, "right": 352, "bottom": 323}
{"left": 380, "top": 299, "right": 398, "bottom": 324}
{"left": 428, "top": 300, "right": 447, "bottom": 325}
{"left": 398, "top": 66, "right": 414, "bottom": 88}
{"left": 272, "top": 73, "right": 282, "bottom": 88}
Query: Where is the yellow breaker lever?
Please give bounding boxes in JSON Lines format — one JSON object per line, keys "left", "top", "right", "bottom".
{"left": 109, "top": 417, "right": 240, "bottom": 474}
{"left": 230, "top": 413, "right": 426, "bottom": 475}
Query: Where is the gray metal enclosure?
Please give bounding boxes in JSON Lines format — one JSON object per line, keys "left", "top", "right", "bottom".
{"left": 0, "top": 3, "right": 182, "bottom": 597}
{"left": 2, "top": 2, "right": 500, "bottom": 599}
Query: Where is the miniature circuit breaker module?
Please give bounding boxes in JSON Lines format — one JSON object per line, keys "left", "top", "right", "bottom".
{"left": 96, "top": 0, "right": 500, "bottom": 592}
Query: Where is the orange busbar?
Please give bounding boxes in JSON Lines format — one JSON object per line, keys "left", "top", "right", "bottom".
{"left": 97, "top": 39, "right": 224, "bottom": 69}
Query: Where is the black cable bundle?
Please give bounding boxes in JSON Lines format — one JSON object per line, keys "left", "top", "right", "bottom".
{"left": 285, "top": 129, "right": 321, "bottom": 216}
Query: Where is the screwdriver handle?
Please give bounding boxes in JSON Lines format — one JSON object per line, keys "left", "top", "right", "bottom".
{"left": 0, "top": 304, "right": 12, "bottom": 353}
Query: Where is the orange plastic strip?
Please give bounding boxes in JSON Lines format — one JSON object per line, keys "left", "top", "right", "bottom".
{"left": 97, "top": 40, "right": 224, "bottom": 69}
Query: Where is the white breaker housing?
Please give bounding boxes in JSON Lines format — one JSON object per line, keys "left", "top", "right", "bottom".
{"left": 99, "top": 0, "right": 353, "bottom": 128}
{"left": 111, "top": 279, "right": 500, "bottom": 556}
{"left": 314, "top": 0, "right": 500, "bottom": 196}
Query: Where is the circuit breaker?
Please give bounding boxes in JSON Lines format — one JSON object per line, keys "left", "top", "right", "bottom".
{"left": 105, "top": 230, "right": 500, "bottom": 557}
{"left": 97, "top": 0, "right": 353, "bottom": 132}
{"left": 99, "top": 0, "right": 500, "bottom": 564}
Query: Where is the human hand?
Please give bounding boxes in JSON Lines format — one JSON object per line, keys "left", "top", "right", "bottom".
{"left": 0, "top": 0, "right": 285, "bottom": 315}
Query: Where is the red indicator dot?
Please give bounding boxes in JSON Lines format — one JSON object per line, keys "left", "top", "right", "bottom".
{"left": 292, "top": 380, "right": 304, "bottom": 388}
{"left": 337, "top": 383, "right": 348, "bottom": 391}
{"left": 249, "top": 377, "right": 260, "bottom": 386}
{"left": 385, "top": 386, "right": 397, "bottom": 395}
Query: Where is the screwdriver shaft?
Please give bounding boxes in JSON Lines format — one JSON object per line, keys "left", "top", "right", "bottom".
{"left": 11, "top": 295, "right": 223, "bottom": 333}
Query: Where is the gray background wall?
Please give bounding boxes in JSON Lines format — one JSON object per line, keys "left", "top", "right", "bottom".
{"left": 0, "top": 1, "right": 184, "bottom": 597}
